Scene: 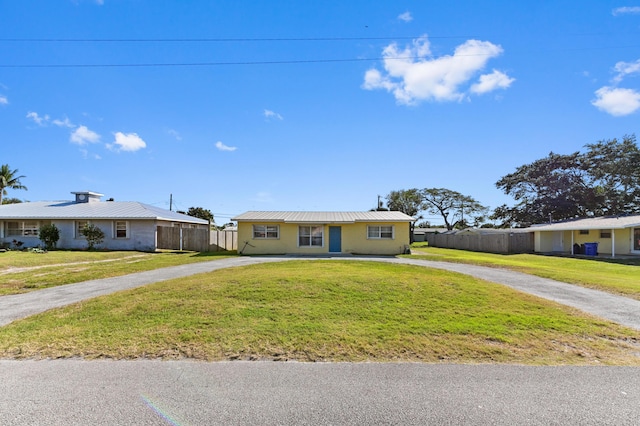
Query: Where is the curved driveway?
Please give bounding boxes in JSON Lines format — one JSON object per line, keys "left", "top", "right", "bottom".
{"left": 1, "top": 255, "right": 639, "bottom": 329}
{"left": 2, "top": 256, "right": 640, "bottom": 425}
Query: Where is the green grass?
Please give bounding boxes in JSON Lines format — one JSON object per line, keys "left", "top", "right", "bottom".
{"left": 407, "top": 245, "right": 640, "bottom": 300}
{"left": 0, "top": 261, "right": 637, "bottom": 364}
{"left": 0, "top": 250, "right": 234, "bottom": 295}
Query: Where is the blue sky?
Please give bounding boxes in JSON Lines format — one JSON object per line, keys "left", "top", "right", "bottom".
{"left": 1, "top": 1, "right": 639, "bottom": 225}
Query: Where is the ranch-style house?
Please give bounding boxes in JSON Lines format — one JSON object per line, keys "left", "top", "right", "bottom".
{"left": 0, "top": 191, "right": 209, "bottom": 251}
{"left": 233, "top": 211, "right": 415, "bottom": 255}
{"left": 530, "top": 214, "right": 640, "bottom": 258}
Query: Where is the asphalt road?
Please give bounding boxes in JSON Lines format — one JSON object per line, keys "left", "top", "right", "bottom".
{"left": 1, "top": 360, "right": 639, "bottom": 425}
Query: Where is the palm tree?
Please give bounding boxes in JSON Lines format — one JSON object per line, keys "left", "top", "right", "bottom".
{"left": 0, "top": 164, "right": 27, "bottom": 204}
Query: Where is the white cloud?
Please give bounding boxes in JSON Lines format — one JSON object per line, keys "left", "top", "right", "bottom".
{"left": 592, "top": 86, "right": 640, "bottom": 116}
{"left": 108, "top": 132, "right": 147, "bottom": 152}
{"left": 70, "top": 125, "right": 101, "bottom": 145}
{"left": 264, "top": 109, "right": 283, "bottom": 120}
{"left": 593, "top": 57, "right": 640, "bottom": 116}
{"left": 0, "top": 95, "right": 8, "bottom": 105}
{"left": 612, "top": 6, "right": 640, "bottom": 16}
{"left": 215, "top": 141, "right": 237, "bottom": 152}
{"left": 79, "top": 149, "right": 101, "bottom": 160}
{"left": 612, "top": 59, "right": 640, "bottom": 83}
{"left": 470, "top": 69, "right": 516, "bottom": 94}
{"left": 52, "top": 117, "right": 75, "bottom": 128}
{"left": 362, "top": 35, "right": 512, "bottom": 104}
{"left": 398, "top": 11, "right": 413, "bottom": 22}
{"left": 26, "top": 111, "right": 50, "bottom": 125}
{"left": 168, "top": 129, "right": 182, "bottom": 141}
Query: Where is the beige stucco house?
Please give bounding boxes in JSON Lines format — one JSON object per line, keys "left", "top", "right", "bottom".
{"left": 530, "top": 215, "right": 640, "bottom": 257}
{"left": 232, "top": 211, "right": 415, "bottom": 255}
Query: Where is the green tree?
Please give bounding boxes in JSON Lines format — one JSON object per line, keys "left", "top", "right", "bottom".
{"left": 186, "top": 207, "right": 214, "bottom": 222}
{"left": 386, "top": 189, "right": 423, "bottom": 242}
{"left": 422, "top": 188, "right": 488, "bottom": 231}
{"left": 582, "top": 134, "right": 640, "bottom": 215}
{"left": 493, "top": 135, "right": 640, "bottom": 227}
{"left": 1, "top": 197, "right": 23, "bottom": 205}
{"left": 0, "top": 164, "right": 27, "bottom": 204}
{"left": 81, "top": 224, "right": 105, "bottom": 250}
{"left": 492, "top": 152, "right": 592, "bottom": 227}
{"left": 386, "top": 189, "right": 422, "bottom": 216}
{"left": 38, "top": 224, "right": 60, "bottom": 250}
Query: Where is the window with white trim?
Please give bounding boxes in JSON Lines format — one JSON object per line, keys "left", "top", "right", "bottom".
{"left": 5, "top": 221, "right": 40, "bottom": 237}
{"left": 367, "top": 225, "right": 394, "bottom": 239}
{"left": 114, "top": 221, "right": 129, "bottom": 239}
{"left": 253, "top": 225, "right": 279, "bottom": 239}
{"left": 76, "top": 220, "right": 89, "bottom": 238}
{"left": 299, "top": 225, "right": 323, "bottom": 247}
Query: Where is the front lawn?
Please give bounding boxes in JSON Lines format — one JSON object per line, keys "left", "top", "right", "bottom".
{"left": 0, "top": 250, "right": 234, "bottom": 296}
{"left": 0, "top": 261, "right": 637, "bottom": 364}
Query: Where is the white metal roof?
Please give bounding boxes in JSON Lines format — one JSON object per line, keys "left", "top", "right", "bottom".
{"left": 528, "top": 215, "right": 640, "bottom": 232}
{"left": 0, "top": 200, "right": 209, "bottom": 224}
{"left": 232, "top": 211, "right": 415, "bottom": 223}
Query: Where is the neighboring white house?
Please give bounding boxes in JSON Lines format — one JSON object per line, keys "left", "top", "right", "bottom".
{"left": 530, "top": 215, "right": 640, "bottom": 258}
{"left": 0, "top": 191, "right": 209, "bottom": 251}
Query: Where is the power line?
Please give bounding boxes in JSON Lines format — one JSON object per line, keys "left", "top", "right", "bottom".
{"left": 1, "top": 32, "right": 636, "bottom": 43}
{"left": 1, "top": 45, "right": 638, "bottom": 69}
{"left": 0, "top": 56, "right": 403, "bottom": 68}
{"left": 0, "top": 36, "right": 473, "bottom": 43}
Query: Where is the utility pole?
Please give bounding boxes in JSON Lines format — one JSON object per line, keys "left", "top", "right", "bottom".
{"left": 170, "top": 194, "right": 173, "bottom": 211}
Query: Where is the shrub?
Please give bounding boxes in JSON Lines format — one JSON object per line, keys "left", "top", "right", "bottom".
{"left": 39, "top": 224, "right": 60, "bottom": 250}
{"left": 81, "top": 224, "right": 105, "bottom": 250}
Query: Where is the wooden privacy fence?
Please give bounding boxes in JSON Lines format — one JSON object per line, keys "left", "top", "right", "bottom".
{"left": 210, "top": 229, "right": 238, "bottom": 252}
{"left": 157, "top": 227, "right": 238, "bottom": 252}
{"left": 425, "top": 232, "right": 534, "bottom": 254}
{"left": 157, "top": 227, "right": 211, "bottom": 252}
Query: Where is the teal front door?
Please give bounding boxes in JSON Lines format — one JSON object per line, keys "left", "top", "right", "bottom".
{"left": 329, "top": 226, "right": 342, "bottom": 253}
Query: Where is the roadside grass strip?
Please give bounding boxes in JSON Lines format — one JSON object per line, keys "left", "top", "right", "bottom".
{"left": 0, "top": 250, "right": 233, "bottom": 295}
{"left": 0, "top": 261, "right": 637, "bottom": 365}
{"left": 408, "top": 246, "right": 640, "bottom": 300}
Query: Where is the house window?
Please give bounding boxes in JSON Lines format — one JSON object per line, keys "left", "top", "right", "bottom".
{"left": 76, "top": 221, "right": 89, "bottom": 238}
{"left": 367, "top": 225, "right": 394, "bottom": 239}
{"left": 114, "top": 221, "right": 129, "bottom": 239}
{"left": 5, "top": 221, "right": 40, "bottom": 237}
{"left": 579, "top": 230, "right": 589, "bottom": 235}
{"left": 299, "top": 225, "right": 323, "bottom": 247}
{"left": 600, "top": 231, "right": 611, "bottom": 239}
{"left": 253, "top": 225, "right": 279, "bottom": 239}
